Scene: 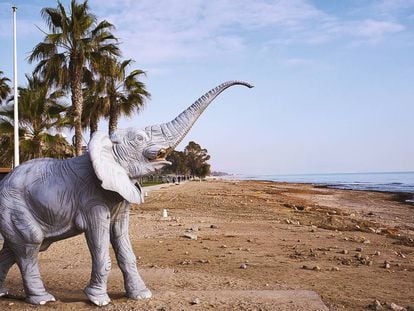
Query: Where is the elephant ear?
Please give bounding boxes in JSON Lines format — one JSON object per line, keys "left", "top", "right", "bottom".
{"left": 89, "top": 132, "right": 143, "bottom": 204}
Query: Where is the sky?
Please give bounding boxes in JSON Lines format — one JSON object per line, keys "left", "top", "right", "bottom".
{"left": 0, "top": 0, "right": 413, "bottom": 175}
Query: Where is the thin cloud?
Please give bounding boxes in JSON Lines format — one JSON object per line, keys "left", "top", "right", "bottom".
{"left": 283, "top": 58, "right": 316, "bottom": 67}
{"left": 90, "top": 0, "right": 331, "bottom": 64}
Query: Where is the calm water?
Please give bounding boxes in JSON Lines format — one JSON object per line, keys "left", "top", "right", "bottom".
{"left": 232, "top": 171, "right": 414, "bottom": 196}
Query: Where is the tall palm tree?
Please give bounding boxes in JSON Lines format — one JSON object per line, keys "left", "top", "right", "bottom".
{"left": 29, "top": 0, "right": 120, "bottom": 155}
{"left": 0, "top": 74, "right": 73, "bottom": 166}
{"left": 102, "top": 59, "right": 150, "bottom": 135}
{"left": 0, "top": 70, "right": 11, "bottom": 101}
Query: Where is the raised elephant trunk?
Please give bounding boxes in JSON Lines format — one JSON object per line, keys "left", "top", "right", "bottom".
{"left": 145, "top": 80, "right": 253, "bottom": 150}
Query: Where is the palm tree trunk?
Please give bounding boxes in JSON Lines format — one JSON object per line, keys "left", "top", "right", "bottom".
{"left": 71, "top": 62, "right": 84, "bottom": 156}
{"left": 90, "top": 115, "right": 98, "bottom": 139}
{"left": 108, "top": 98, "right": 118, "bottom": 136}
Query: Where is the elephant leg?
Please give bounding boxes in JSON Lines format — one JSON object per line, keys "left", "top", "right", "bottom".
{"left": 110, "top": 207, "right": 151, "bottom": 300}
{"left": 83, "top": 205, "right": 111, "bottom": 307}
{"left": 0, "top": 245, "right": 15, "bottom": 297}
{"left": 12, "top": 244, "right": 55, "bottom": 305}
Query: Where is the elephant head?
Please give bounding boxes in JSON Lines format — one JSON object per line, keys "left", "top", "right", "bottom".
{"left": 89, "top": 80, "right": 253, "bottom": 203}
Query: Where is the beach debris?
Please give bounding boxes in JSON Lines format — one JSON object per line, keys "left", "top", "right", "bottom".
{"left": 162, "top": 208, "right": 168, "bottom": 218}
{"left": 330, "top": 267, "right": 340, "bottom": 271}
{"left": 191, "top": 297, "right": 201, "bottom": 305}
{"left": 190, "top": 225, "right": 199, "bottom": 232}
{"left": 341, "top": 249, "right": 349, "bottom": 255}
{"left": 374, "top": 251, "right": 381, "bottom": 256}
{"left": 369, "top": 300, "right": 384, "bottom": 310}
{"left": 383, "top": 261, "right": 391, "bottom": 269}
{"left": 240, "top": 263, "right": 248, "bottom": 269}
{"left": 220, "top": 245, "right": 227, "bottom": 248}
{"left": 302, "top": 265, "right": 321, "bottom": 271}
{"left": 389, "top": 302, "right": 407, "bottom": 311}
{"left": 183, "top": 232, "right": 198, "bottom": 240}
{"left": 180, "top": 259, "right": 192, "bottom": 265}
{"left": 210, "top": 224, "right": 219, "bottom": 229}
{"left": 395, "top": 251, "right": 406, "bottom": 259}
{"left": 356, "top": 247, "right": 363, "bottom": 252}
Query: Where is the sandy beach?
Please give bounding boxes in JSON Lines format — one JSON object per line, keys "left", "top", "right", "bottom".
{"left": 0, "top": 179, "right": 413, "bottom": 310}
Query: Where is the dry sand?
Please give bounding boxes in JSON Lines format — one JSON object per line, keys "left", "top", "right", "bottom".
{"left": 0, "top": 179, "right": 413, "bottom": 310}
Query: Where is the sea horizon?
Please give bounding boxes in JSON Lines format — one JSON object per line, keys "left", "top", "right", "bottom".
{"left": 225, "top": 171, "right": 414, "bottom": 199}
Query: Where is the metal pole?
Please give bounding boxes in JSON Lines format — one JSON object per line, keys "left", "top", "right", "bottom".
{"left": 12, "top": 6, "right": 19, "bottom": 167}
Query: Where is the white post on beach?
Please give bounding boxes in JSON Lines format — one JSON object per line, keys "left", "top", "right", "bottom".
{"left": 162, "top": 208, "right": 168, "bottom": 218}
{"left": 12, "top": 6, "right": 19, "bottom": 167}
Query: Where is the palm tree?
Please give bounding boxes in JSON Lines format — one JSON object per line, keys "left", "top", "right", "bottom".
{"left": 0, "top": 74, "right": 73, "bottom": 166}
{"left": 0, "top": 70, "right": 11, "bottom": 101}
{"left": 29, "top": 0, "right": 120, "bottom": 155}
{"left": 102, "top": 59, "right": 150, "bottom": 135}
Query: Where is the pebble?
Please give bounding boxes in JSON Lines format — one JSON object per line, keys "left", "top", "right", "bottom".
{"left": 220, "top": 245, "right": 227, "bottom": 249}
{"left": 210, "top": 224, "right": 218, "bottom": 229}
{"left": 356, "top": 247, "right": 363, "bottom": 252}
{"left": 374, "top": 251, "right": 380, "bottom": 256}
{"left": 341, "top": 249, "right": 349, "bottom": 255}
{"left": 240, "top": 263, "right": 248, "bottom": 269}
{"left": 384, "top": 261, "right": 391, "bottom": 269}
{"left": 331, "top": 267, "right": 340, "bottom": 271}
{"left": 191, "top": 298, "right": 201, "bottom": 305}
{"left": 313, "top": 265, "right": 321, "bottom": 271}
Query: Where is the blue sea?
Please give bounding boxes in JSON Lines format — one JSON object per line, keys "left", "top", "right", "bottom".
{"left": 231, "top": 171, "right": 414, "bottom": 202}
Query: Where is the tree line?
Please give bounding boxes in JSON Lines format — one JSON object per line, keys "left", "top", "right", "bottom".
{"left": 0, "top": 0, "right": 149, "bottom": 166}
{"left": 161, "top": 141, "right": 211, "bottom": 179}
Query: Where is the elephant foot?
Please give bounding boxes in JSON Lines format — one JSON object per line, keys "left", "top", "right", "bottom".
{"left": 0, "top": 287, "right": 8, "bottom": 297}
{"left": 128, "top": 288, "right": 152, "bottom": 300}
{"left": 25, "top": 292, "right": 56, "bottom": 305}
{"left": 84, "top": 287, "right": 111, "bottom": 307}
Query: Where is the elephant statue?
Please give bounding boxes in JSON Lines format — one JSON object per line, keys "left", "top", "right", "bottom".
{"left": 0, "top": 80, "right": 253, "bottom": 306}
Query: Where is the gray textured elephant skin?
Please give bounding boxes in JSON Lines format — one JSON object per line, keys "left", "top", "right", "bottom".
{"left": 0, "top": 81, "right": 253, "bottom": 306}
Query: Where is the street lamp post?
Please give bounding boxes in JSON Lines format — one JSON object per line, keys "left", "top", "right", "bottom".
{"left": 12, "top": 6, "right": 19, "bottom": 167}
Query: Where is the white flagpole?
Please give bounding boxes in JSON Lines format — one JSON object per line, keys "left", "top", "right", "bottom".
{"left": 12, "top": 6, "right": 19, "bottom": 167}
